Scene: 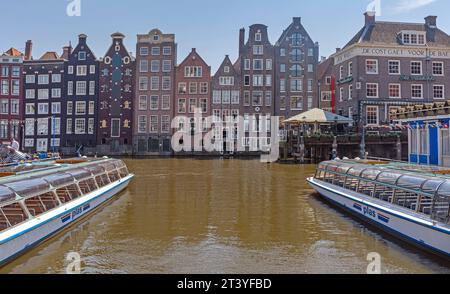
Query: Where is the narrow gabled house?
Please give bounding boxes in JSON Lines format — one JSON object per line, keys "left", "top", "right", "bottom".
{"left": 275, "top": 17, "right": 319, "bottom": 120}
{"left": 134, "top": 29, "right": 177, "bottom": 155}
{"left": 0, "top": 47, "right": 24, "bottom": 147}
{"left": 23, "top": 45, "right": 65, "bottom": 153}
{"left": 211, "top": 55, "right": 241, "bottom": 153}
{"left": 62, "top": 34, "right": 99, "bottom": 156}
{"left": 174, "top": 48, "right": 211, "bottom": 154}
{"left": 98, "top": 32, "right": 134, "bottom": 155}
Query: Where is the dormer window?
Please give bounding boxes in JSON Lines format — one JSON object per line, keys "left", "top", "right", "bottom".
{"left": 153, "top": 35, "right": 160, "bottom": 41}
{"left": 78, "top": 51, "right": 86, "bottom": 61}
{"left": 401, "top": 31, "right": 426, "bottom": 45}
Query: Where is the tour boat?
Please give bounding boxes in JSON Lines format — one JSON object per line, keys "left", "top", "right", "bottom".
{"left": 0, "top": 158, "right": 134, "bottom": 266}
{"left": 307, "top": 160, "right": 450, "bottom": 258}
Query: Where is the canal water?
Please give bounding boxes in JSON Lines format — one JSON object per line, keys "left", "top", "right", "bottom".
{"left": 1, "top": 159, "right": 449, "bottom": 274}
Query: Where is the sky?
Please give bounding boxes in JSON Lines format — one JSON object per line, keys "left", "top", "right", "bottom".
{"left": 1, "top": 0, "right": 449, "bottom": 72}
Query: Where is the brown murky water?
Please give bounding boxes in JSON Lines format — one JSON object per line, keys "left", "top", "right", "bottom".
{"left": 1, "top": 159, "right": 449, "bottom": 274}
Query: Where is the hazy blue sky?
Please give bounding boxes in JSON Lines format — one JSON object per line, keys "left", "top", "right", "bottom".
{"left": 1, "top": 0, "right": 449, "bottom": 72}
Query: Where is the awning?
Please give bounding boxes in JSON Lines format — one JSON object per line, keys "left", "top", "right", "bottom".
{"left": 284, "top": 108, "right": 353, "bottom": 124}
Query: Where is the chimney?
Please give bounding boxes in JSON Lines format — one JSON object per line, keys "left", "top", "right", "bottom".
{"left": 239, "top": 28, "right": 245, "bottom": 55}
{"left": 25, "top": 40, "right": 32, "bottom": 61}
{"left": 293, "top": 17, "right": 301, "bottom": 24}
{"left": 364, "top": 11, "right": 376, "bottom": 26}
{"left": 425, "top": 16, "right": 437, "bottom": 28}
{"left": 62, "top": 44, "right": 73, "bottom": 60}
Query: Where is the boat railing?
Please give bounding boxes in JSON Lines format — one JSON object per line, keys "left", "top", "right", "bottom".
{"left": 0, "top": 159, "right": 130, "bottom": 234}
{"left": 314, "top": 162, "right": 450, "bottom": 225}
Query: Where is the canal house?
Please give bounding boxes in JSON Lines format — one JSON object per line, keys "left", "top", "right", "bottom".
{"left": 63, "top": 34, "right": 99, "bottom": 156}
{"left": 98, "top": 33, "right": 134, "bottom": 156}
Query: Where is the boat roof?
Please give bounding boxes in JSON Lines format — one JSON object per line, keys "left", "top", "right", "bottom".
{"left": 0, "top": 158, "right": 125, "bottom": 203}
{"left": 318, "top": 159, "right": 450, "bottom": 196}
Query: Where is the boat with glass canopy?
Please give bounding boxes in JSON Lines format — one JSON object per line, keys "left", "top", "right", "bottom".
{"left": 307, "top": 159, "right": 450, "bottom": 258}
{"left": 0, "top": 157, "right": 134, "bottom": 266}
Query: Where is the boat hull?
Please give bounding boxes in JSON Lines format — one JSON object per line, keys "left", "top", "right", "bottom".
{"left": 307, "top": 177, "right": 450, "bottom": 259}
{"left": 0, "top": 175, "right": 134, "bottom": 267}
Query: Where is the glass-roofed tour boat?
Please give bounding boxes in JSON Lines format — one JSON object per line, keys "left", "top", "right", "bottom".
{"left": 307, "top": 159, "right": 450, "bottom": 258}
{"left": 0, "top": 157, "right": 134, "bottom": 266}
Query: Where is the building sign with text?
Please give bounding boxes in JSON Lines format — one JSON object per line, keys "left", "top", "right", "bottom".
{"left": 334, "top": 45, "right": 450, "bottom": 65}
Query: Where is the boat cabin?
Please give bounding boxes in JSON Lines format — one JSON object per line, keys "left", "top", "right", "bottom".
{"left": 315, "top": 160, "right": 450, "bottom": 225}
{"left": 0, "top": 159, "right": 130, "bottom": 233}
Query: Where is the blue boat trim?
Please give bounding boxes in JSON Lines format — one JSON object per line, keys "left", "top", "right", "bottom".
{"left": 308, "top": 179, "right": 450, "bottom": 258}
{"left": 0, "top": 175, "right": 134, "bottom": 246}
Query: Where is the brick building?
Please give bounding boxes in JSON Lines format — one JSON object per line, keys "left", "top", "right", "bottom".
{"left": 332, "top": 13, "right": 450, "bottom": 128}
{"left": 134, "top": 29, "right": 176, "bottom": 155}
{"left": 211, "top": 55, "right": 241, "bottom": 152}
{"left": 98, "top": 32, "right": 134, "bottom": 155}
{"left": 274, "top": 17, "right": 319, "bottom": 121}
{"left": 0, "top": 47, "right": 24, "bottom": 147}
{"left": 62, "top": 34, "right": 99, "bottom": 156}
{"left": 239, "top": 25, "right": 275, "bottom": 117}
{"left": 317, "top": 57, "right": 334, "bottom": 112}
{"left": 23, "top": 46, "right": 65, "bottom": 153}
{"left": 174, "top": 48, "right": 211, "bottom": 153}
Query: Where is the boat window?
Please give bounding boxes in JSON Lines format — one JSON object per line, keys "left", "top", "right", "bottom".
{"left": 323, "top": 172, "right": 335, "bottom": 184}
{"left": 42, "top": 173, "right": 75, "bottom": 188}
{"left": 4, "top": 178, "right": 51, "bottom": 198}
{"left": 118, "top": 167, "right": 129, "bottom": 178}
{"left": 326, "top": 164, "right": 340, "bottom": 172}
{"left": 435, "top": 182, "right": 450, "bottom": 223}
{"left": 318, "top": 163, "right": 329, "bottom": 170}
{"left": 374, "top": 184, "right": 395, "bottom": 202}
{"left": 417, "top": 195, "right": 434, "bottom": 215}
{"left": 0, "top": 203, "right": 27, "bottom": 231}
{"left": 393, "top": 189, "right": 420, "bottom": 211}
{"left": 56, "top": 187, "right": 70, "bottom": 204}
{"left": 344, "top": 176, "right": 359, "bottom": 191}
{"left": 358, "top": 180, "right": 375, "bottom": 197}
{"left": 95, "top": 173, "right": 111, "bottom": 188}
{"left": 108, "top": 170, "right": 120, "bottom": 182}
{"left": 66, "top": 168, "right": 92, "bottom": 181}
{"left": 84, "top": 165, "right": 106, "bottom": 177}
{"left": 422, "top": 179, "right": 445, "bottom": 195}
{"left": 397, "top": 175, "right": 427, "bottom": 191}
{"left": 24, "top": 192, "right": 59, "bottom": 217}
{"left": 78, "top": 178, "right": 97, "bottom": 195}
{"left": 347, "top": 166, "right": 366, "bottom": 178}
{"left": 315, "top": 169, "right": 326, "bottom": 180}
{"left": 101, "top": 162, "right": 117, "bottom": 172}
{"left": 376, "top": 172, "right": 402, "bottom": 186}
{"left": 66, "top": 184, "right": 82, "bottom": 199}
{"left": 0, "top": 185, "right": 16, "bottom": 204}
{"left": 333, "top": 173, "right": 346, "bottom": 188}
{"left": 360, "top": 169, "right": 382, "bottom": 181}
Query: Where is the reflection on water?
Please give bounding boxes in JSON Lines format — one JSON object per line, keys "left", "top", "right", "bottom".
{"left": 1, "top": 159, "right": 449, "bottom": 274}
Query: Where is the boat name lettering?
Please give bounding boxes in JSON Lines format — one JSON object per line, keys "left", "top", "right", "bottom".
{"left": 72, "top": 207, "right": 83, "bottom": 218}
